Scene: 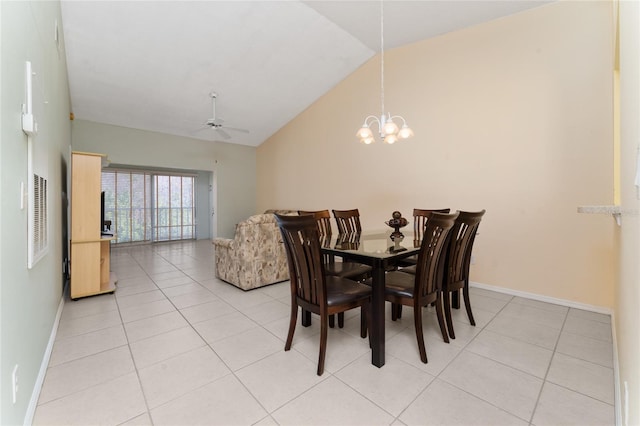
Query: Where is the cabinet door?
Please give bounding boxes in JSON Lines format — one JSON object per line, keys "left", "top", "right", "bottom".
{"left": 100, "top": 240, "right": 111, "bottom": 285}
{"left": 71, "top": 242, "right": 101, "bottom": 299}
{"left": 71, "top": 153, "right": 102, "bottom": 241}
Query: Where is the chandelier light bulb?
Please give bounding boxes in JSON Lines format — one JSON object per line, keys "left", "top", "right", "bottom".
{"left": 362, "top": 137, "right": 375, "bottom": 145}
{"left": 383, "top": 119, "right": 399, "bottom": 136}
{"left": 357, "top": 126, "right": 373, "bottom": 140}
{"left": 398, "top": 125, "right": 414, "bottom": 139}
{"left": 384, "top": 134, "right": 398, "bottom": 144}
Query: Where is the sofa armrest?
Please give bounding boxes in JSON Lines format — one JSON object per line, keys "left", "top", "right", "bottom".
{"left": 213, "top": 238, "right": 234, "bottom": 250}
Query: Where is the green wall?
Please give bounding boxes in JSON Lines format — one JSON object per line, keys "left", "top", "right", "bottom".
{"left": 101, "top": 163, "right": 213, "bottom": 240}
{"left": 0, "top": 1, "right": 71, "bottom": 424}
{"left": 71, "top": 120, "right": 257, "bottom": 239}
{"left": 0, "top": 3, "right": 256, "bottom": 424}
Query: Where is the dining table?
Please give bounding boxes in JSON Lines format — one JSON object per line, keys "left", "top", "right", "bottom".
{"left": 320, "top": 230, "right": 420, "bottom": 368}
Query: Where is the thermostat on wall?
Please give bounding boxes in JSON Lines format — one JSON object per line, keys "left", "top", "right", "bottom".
{"left": 22, "top": 61, "right": 38, "bottom": 137}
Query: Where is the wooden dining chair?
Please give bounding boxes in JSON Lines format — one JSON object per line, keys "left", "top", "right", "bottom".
{"left": 298, "top": 209, "right": 333, "bottom": 236}
{"left": 332, "top": 209, "right": 362, "bottom": 234}
{"left": 383, "top": 211, "right": 458, "bottom": 363}
{"left": 275, "top": 214, "right": 371, "bottom": 375}
{"left": 414, "top": 208, "right": 451, "bottom": 241}
{"left": 298, "top": 210, "right": 372, "bottom": 328}
{"left": 441, "top": 210, "right": 486, "bottom": 339}
{"left": 399, "top": 208, "right": 451, "bottom": 269}
{"left": 300, "top": 210, "right": 371, "bottom": 281}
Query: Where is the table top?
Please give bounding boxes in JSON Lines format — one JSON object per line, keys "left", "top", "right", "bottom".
{"left": 321, "top": 230, "right": 420, "bottom": 260}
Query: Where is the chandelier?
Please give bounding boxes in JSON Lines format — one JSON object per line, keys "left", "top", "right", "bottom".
{"left": 356, "top": 0, "right": 413, "bottom": 145}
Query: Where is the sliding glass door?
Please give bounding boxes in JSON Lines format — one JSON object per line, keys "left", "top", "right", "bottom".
{"left": 154, "top": 175, "right": 195, "bottom": 242}
{"left": 102, "top": 169, "right": 195, "bottom": 244}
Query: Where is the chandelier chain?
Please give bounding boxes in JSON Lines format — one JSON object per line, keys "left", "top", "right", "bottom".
{"left": 380, "top": 0, "right": 385, "bottom": 118}
{"left": 355, "top": 0, "right": 413, "bottom": 144}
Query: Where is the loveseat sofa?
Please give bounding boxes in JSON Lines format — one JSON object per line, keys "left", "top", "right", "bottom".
{"left": 213, "top": 211, "right": 295, "bottom": 290}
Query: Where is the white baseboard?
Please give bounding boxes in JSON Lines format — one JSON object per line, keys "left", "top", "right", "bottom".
{"left": 611, "top": 310, "right": 622, "bottom": 426}
{"left": 470, "top": 280, "right": 620, "bottom": 425}
{"left": 24, "top": 290, "right": 65, "bottom": 426}
{"left": 470, "top": 281, "right": 614, "bottom": 315}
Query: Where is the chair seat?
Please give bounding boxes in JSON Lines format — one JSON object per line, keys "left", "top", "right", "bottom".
{"left": 383, "top": 271, "right": 416, "bottom": 298}
{"left": 325, "top": 262, "right": 372, "bottom": 280}
{"left": 326, "top": 276, "right": 371, "bottom": 306}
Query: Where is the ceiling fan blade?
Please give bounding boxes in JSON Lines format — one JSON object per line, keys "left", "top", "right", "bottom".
{"left": 223, "top": 126, "right": 250, "bottom": 134}
{"left": 190, "top": 125, "right": 210, "bottom": 135}
{"left": 215, "top": 128, "right": 232, "bottom": 139}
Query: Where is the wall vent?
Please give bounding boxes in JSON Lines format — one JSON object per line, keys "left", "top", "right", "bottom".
{"left": 28, "top": 173, "right": 48, "bottom": 268}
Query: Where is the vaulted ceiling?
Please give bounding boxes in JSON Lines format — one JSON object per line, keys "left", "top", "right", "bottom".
{"left": 61, "top": 1, "right": 551, "bottom": 147}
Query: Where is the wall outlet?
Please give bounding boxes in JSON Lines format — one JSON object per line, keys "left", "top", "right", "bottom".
{"left": 11, "top": 365, "right": 19, "bottom": 404}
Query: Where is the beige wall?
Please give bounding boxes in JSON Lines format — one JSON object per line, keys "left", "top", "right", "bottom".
{"left": 258, "top": 1, "right": 615, "bottom": 307}
{"left": 72, "top": 120, "right": 257, "bottom": 238}
{"left": 616, "top": 1, "right": 640, "bottom": 424}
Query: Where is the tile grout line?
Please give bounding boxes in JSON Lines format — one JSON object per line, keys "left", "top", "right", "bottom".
{"left": 114, "top": 249, "right": 159, "bottom": 424}
{"left": 151, "top": 243, "right": 284, "bottom": 421}
{"left": 114, "top": 241, "right": 224, "bottom": 424}
{"left": 527, "top": 302, "right": 570, "bottom": 425}
{"left": 415, "top": 294, "right": 542, "bottom": 424}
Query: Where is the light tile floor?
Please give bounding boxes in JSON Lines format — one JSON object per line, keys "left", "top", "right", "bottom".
{"left": 33, "top": 240, "right": 615, "bottom": 425}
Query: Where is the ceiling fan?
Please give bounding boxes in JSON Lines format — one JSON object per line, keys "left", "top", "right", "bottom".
{"left": 202, "top": 92, "right": 249, "bottom": 140}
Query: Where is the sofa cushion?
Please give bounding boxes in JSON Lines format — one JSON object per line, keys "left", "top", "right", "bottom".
{"left": 263, "top": 209, "right": 298, "bottom": 216}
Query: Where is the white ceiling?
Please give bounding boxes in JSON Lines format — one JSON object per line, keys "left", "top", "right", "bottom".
{"left": 61, "top": 0, "right": 551, "bottom": 147}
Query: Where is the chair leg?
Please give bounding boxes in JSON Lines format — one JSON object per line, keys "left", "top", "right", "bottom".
{"left": 452, "top": 289, "right": 461, "bottom": 309}
{"left": 413, "top": 305, "right": 428, "bottom": 363}
{"left": 390, "top": 303, "right": 403, "bottom": 321}
{"left": 443, "top": 290, "right": 456, "bottom": 339}
{"left": 318, "top": 314, "right": 328, "bottom": 376}
{"left": 338, "top": 312, "right": 344, "bottom": 328}
{"left": 434, "top": 295, "right": 449, "bottom": 343}
{"left": 463, "top": 283, "right": 476, "bottom": 326}
{"left": 285, "top": 304, "right": 298, "bottom": 351}
{"left": 301, "top": 309, "right": 311, "bottom": 327}
{"left": 329, "top": 314, "right": 335, "bottom": 328}
{"left": 360, "top": 305, "right": 367, "bottom": 338}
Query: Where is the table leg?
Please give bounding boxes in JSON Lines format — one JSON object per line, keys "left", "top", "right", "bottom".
{"left": 370, "top": 260, "right": 385, "bottom": 367}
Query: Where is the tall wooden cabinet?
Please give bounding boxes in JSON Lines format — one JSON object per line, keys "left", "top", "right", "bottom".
{"left": 70, "top": 151, "right": 116, "bottom": 299}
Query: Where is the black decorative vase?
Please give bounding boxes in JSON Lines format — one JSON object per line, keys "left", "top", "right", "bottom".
{"left": 385, "top": 211, "right": 408, "bottom": 242}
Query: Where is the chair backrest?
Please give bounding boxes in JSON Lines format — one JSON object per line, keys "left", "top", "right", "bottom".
{"left": 335, "top": 232, "right": 361, "bottom": 250}
{"left": 445, "top": 210, "right": 486, "bottom": 286}
{"left": 413, "top": 212, "right": 458, "bottom": 302}
{"left": 332, "top": 209, "right": 362, "bottom": 234}
{"left": 298, "top": 210, "right": 332, "bottom": 236}
{"left": 275, "top": 214, "right": 327, "bottom": 310}
{"left": 413, "top": 208, "right": 451, "bottom": 241}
